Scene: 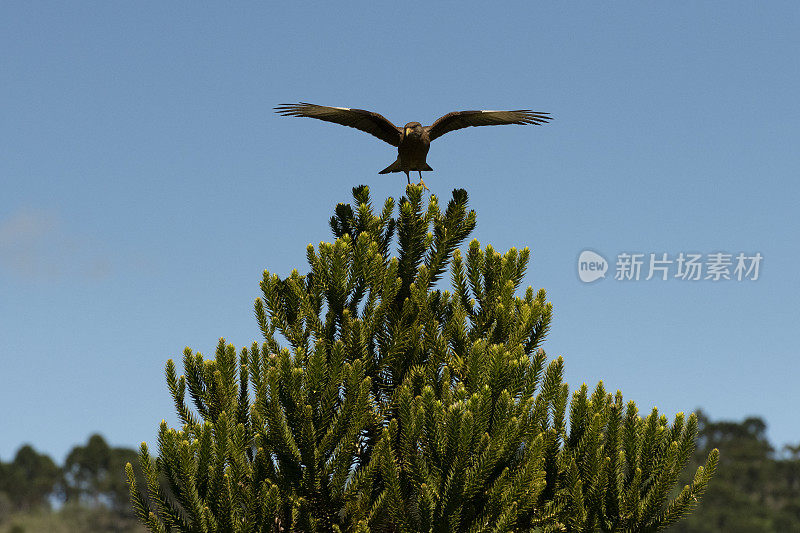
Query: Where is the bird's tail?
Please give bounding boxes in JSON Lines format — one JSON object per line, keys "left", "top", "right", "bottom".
{"left": 379, "top": 159, "right": 402, "bottom": 174}
{"left": 379, "top": 160, "right": 433, "bottom": 174}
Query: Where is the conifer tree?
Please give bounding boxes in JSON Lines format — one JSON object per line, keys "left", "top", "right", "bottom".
{"left": 127, "top": 185, "right": 718, "bottom": 532}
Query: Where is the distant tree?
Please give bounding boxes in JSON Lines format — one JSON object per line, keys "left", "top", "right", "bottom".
{"left": 669, "top": 411, "right": 800, "bottom": 532}
{"left": 0, "top": 444, "right": 59, "bottom": 512}
{"left": 128, "top": 186, "right": 718, "bottom": 532}
{"left": 0, "top": 489, "right": 12, "bottom": 522}
{"left": 63, "top": 434, "right": 140, "bottom": 515}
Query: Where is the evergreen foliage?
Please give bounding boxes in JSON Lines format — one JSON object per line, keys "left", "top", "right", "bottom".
{"left": 127, "top": 185, "right": 718, "bottom": 532}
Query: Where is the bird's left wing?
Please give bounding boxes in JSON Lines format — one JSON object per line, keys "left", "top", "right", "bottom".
{"left": 426, "top": 110, "right": 552, "bottom": 141}
{"left": 275, "top": 103, "right": 402, "bottom": 147}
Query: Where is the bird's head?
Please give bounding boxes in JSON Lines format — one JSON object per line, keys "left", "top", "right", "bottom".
{"left": 403, "top": 122, "right": 423, "bottom": 138}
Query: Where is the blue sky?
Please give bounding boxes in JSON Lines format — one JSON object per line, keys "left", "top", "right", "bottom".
{"left": 2, "top": 2, "right": 798, "bottom": 463}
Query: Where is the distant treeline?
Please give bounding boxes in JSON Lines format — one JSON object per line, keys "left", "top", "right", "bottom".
{"left": 1, "top": 413, "right": 798, "bottom": 533}
{"left": 668, "top": 410, "right": 800, "bottom": 532}
{"left": 0, "top": 434, "right": 144, "bottom": 532}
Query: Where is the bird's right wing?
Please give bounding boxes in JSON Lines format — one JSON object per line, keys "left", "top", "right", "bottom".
{"left": 427, "top": 109, "right": 552, "bottom": 141}
{"left": 275, "top": 103, "right": 402, "bottom": 147}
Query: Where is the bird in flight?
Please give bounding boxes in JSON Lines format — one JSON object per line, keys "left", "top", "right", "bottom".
{"left": 275, "top": 103, "right": 552, "bottom": 188}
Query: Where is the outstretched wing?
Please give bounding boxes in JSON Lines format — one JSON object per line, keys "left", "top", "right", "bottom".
{"left": 426, "top": 110, "right": 552, "bottom": 141}
{"left": 275, "top": 103, "right": 402, "bottom": 147}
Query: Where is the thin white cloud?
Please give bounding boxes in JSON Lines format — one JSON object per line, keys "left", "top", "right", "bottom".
{"left": 0, "top": 208, "right": 57, "bottom": 244}
{"left": 0, "top": 208, "right": 112, "bottom": 281}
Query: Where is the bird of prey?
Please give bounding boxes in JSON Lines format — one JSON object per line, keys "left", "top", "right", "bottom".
{"left": 275, "top": 102, "right": 552, "bottom": 187}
